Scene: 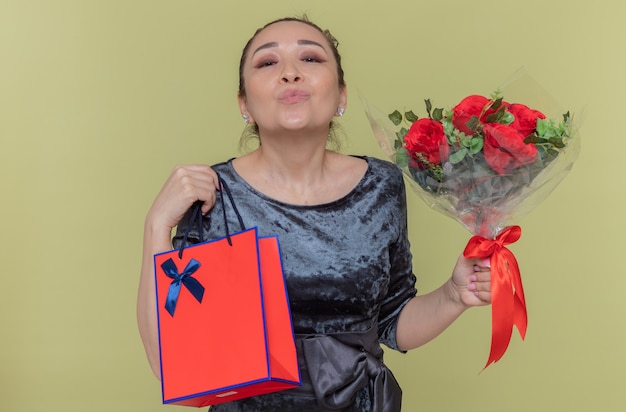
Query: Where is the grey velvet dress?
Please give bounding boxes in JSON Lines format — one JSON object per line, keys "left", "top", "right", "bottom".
{"left": 172, "top": 156, "right": 418, "bottom": 411}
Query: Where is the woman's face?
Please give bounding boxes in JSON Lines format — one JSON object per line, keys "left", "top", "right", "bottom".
{"left": 238, "top": 21, "right": 347, "bottom": 137}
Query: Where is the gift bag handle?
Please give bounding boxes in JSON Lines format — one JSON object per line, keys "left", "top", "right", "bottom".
{"left": 217, "top": 173, "right": 246, "bottom": 243}
{"left": 178, "top": 173, "right": 245, "bottom": 258}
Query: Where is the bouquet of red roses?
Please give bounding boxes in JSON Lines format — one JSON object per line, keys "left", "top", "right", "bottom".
{"left": 366, "top": 84, "right": 579, "bottom": 369}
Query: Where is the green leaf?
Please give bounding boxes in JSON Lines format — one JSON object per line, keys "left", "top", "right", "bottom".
{"left": 501, "top": 111, "right": 514, "bottom": 125}
{"left": 432, "top": 108, "right": 444, "bottom": 122}
{"left": 491, "top": 97, "right": 504, "bottom": 111}
{"left": 395, "top": 148, "right": 410, "bottom": 168}
{"left": 490, "top": 89, "right": 503, "bottom": 100}
{"left": 424, "top": 99, "right": 432, "bottom": 117}
{"left": 524, "top": 133, "right": 541, "bottom": 144}
{"left": 562, "top": 111, "right": 571, "bottom": 123}
{"left": 535, "top": 118, "right": 547, "bottom": 135}
{"left": 548, "top": 136, "right": 566, "bottom": 149}
{"left": 446, "top": 129, "right": 457, "bottom": 144}
{"left": 389, "top": 110, "right": 403, "bottom": 126}
{"left": 405, "top": 110, "right": 419, "bottom": 123}
{"left": 542, "top": 148, "right": 560, "bottom": 163}
{"left": 465, "top": 116, "right": 480, "bottom": 133}
{"left": 431, "top": 166, "right": 445, "bottom": 182}
{"left": 469, "top": 137, "right": 483, "bottom": 154}
{"left": 461, "top": 134, "right": 472, "bottom": 147}
{"left": 449, "top": 147, "right": 467, "bottom": 164}
{"left": 484, "top": 104, "right": 508, "bottom": 124}
{"left": 442, "top": 117, "right": 454, "bottom": 136}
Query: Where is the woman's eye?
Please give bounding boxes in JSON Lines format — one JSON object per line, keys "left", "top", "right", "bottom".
{"left": 302, "top": 56, "right": 321, "bottom": 63}
{"left": 256, "top": 60, "right": 276, "bottom": 68}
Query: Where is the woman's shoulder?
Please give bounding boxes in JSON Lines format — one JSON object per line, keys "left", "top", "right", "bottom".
{"left": 327, "top": 153, "right": 404, "bottom": 195}
{"left": 209, "top": 159, "right": 237, "bottom": 178}
{"left": 364, "top": 156, "right": 401, "bottom": 173}
{"left": 360, "top": 156, "right": 404, "bottom": 185}
{"left": 211, "top": 158, "right": 234, "bottom": 169}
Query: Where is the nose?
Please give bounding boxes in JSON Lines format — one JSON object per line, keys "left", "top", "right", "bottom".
{"left": 282, "top": 73, "right": 302, "bottom": 83}
{"left": 280, "top": 62, "right": 302, "bottom": 83}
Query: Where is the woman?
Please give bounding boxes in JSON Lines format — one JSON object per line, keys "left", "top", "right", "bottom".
{"left": 137, "top": 16, "right": 491, "bottom": 411}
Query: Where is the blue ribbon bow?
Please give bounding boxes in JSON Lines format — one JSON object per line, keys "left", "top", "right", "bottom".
{"left": 161, "top": 258, "right": 204, "bottom": 316}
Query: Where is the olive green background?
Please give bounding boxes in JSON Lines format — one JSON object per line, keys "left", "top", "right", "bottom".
{"left": 1, "top": 0, "right": 623, "bottom": 411}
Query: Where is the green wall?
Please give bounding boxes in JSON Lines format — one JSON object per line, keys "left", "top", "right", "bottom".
{"left": 1, "top": 0, "right": 623, "bottom": 411}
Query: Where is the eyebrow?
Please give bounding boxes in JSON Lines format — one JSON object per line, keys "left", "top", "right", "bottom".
{"left": 251, "top": 39, "right": 327, "bottom": 57}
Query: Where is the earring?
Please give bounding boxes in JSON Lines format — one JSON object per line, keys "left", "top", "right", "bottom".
{"left": 242, "top": 114, "right": 250, "bottom": 123}
{"left": 337, "top": 107, "right": 345, "bottom": 117}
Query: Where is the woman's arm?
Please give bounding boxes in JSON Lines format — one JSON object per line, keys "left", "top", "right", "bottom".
{"left": 136, "top": 165, "right": 219, "bottom": 378}
{"left": 137, "top": 216, "right": 175, "bottom": 377}
{"left": 395, "top": 255, "right": 491, "bottom": 351}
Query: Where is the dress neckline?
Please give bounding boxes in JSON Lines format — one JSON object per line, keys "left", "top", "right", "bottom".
{"left": 224, "top": 156, "right": 372, "bottom": 210}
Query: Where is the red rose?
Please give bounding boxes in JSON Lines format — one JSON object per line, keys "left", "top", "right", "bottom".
{"left": 451, "top": 95, "right": 490, "bottom": 136}
{"left": 483, "top": 123, "right": 538, "bottom": 175}
{"left": 404, "top": 118, "right": 449, "bottom": 168}
{"left": 508, "top": 103, "right": 546, "bottom": 137}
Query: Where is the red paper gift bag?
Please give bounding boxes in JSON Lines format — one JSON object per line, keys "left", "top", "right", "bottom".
{"left": 153, "top": 185, "right": 300, "bottom": 407}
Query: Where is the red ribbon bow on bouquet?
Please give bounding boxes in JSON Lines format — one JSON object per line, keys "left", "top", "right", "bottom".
{"left": 463, "top": 225, "right": 527, "bottom": 369}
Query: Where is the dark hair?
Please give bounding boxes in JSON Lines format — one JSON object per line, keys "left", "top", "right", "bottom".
{"left": 237, "top": 16, "right": 346, "bottom": 152}
{"left": 238, "top": 15, "right": 345, "bottom": 99}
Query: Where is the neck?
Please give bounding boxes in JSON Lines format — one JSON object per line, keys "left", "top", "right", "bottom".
{"left": 254, "top": 128, "right": 332, "bottom": 183}
{"left": 257, "top": 144, "right": 329, "bottom": 184}
{"left": 232, "top": 129, "right": 341, "bottom": 205}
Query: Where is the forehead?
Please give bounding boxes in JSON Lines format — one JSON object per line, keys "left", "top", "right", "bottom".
{"left": 249, "top": 21, "right": 329, "bottom": 51}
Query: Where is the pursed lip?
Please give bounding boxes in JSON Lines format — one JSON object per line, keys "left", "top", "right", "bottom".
{"left": 278, "top": 89, "right": 310, "bottom": 104}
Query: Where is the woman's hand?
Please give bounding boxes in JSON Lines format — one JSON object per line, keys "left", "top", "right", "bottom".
{"left": 396, "top": 254, "right": 492, "bottom": 351}
{"left": 138, "top": 164, "right": 219, "bottom": 378}
{"left": 147, "top": 164, "right": 220, "bottom": 231}
{"left": 449, "top": 254, "right": 492, "bottom": 308}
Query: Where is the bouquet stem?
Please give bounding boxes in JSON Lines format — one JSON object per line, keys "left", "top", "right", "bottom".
{"left": 463, "top": 225, "right": 528, "bottom": 370}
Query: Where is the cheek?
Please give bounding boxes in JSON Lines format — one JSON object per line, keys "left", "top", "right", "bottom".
{"left": 242, "top": 79, "right": 273, "bottom": 113}
{"left": 244, "top": 76, "right": 267, "bottom": 97}
{"left": 312, "top": 77, "right": 342, "bottom": 105}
